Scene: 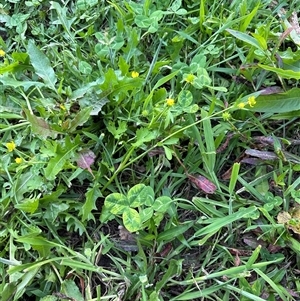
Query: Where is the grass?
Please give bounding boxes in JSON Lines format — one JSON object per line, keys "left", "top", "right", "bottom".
{"left": 1, "top": 0, "right": 300, "bottom": 300}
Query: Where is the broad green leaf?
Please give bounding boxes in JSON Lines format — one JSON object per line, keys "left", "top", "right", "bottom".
{"left": 161, "top": 137, "right": 179, "bottom": 145}
{"left": 27, "top": 40, "right": 57, "bottom": 90}
{"left": 12, "top": 52, "right": 29, "bottom": 63}
{"left": 14, "top": 267, "right": 39, "bottom": 300}
{"left": 67, "top": 107, "right": 93, "bottom": 132}
{"left": 128, "top": 184, "right": 155, "bottom": 207}
{"left": 150, "top": 10, "right": 164, "bottom": 22}
{"left": 16, "top": 236, "right": 57, "bottom": 247}
{"left": 226, "top": 29, "right": 263, "bottom": 50}
{"left": 104, "top": 193, "right": 128, "bottom": 215}
{"left": 107, "top": 120, "right": 127, "bottom": 139}
{"left": 123, "top": 208, "right": 142, "bottom": 232}
{"left": 249, "top": 88, "right": 300, "bottom": 113}
{"left": 32, "top": 243, "right": 52, "bottom": 258}
{"left": 44, "top": 136, "right": 80, "bottom": 180}
{"left": 133, "top": 128, "right": 157, "bottom": 147}
{"left": 2, "top": 283, "right": 20, "bottom": 301}
{"left": 14, "top": 172, "right": 44, "bottom": 200}
{"left": 163, "top": 145, "right": 173, "bottom": 160}
{"left": 170, "top": 0, "right": 186, "bottom": 14}
{"left": 135, "top": 15, "right": 152, "bottom": 28}
{"left": 192, "top": 68, "right": 211, "bottom": 89}
{"left": 23, "top": 108, "right": 56, "bottom": 139}
{"left": 175, "top": 8, "right": 187, "bottom": 15}
{"left": 0, "top": 61, "right": 19, "bottom": 74}
{"left": 152, "top": 196, "right": 173, "bottom": 213}
{"left": 183, "top": 104, "right": 199, "bottom": 113}
{"left": 15, "top": 198, "right": 39, "bottom": 214}
{"left": 78, "top": 61, "right": 92, "bottom": 74}
{"left": 0, "top": 75, "right": 44, "bottom": 91}
{"left": 140, "top": 207, "right": 154, "bottom": 223}
{"left": 44, "top": 203, "right": 69, "bottom": 222}
{"left": 76, "top": 0, "right": 98, "bottom": 10}
{"left": 50, "top": 2, "right": 76, "bottom": 41}
{"left": 251, "top": 33, "right": 267, "bottom": 50}
{"left": 61, "top": 279, "right": 84, "bottom": 301}
{"left": 152, "top": 70, "right": 180, "bottom": 91}
{"left": 258, "top": 63, "right": 300, "bottom": 79}
{"left": 178, "top": 90, "right": 193, "bottom": 107}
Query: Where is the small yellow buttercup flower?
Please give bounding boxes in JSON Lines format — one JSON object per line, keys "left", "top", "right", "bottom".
{"left": 222, "top": 112, "right": 231, "bottom": 121}
{"left": 0, "top": 49, "right": 5, "bottom": 57}
{"left": 184, "top": 74, "right": 196, "bottom": 83}
{"left": 166, "top": 98, "right": 175, "bottom": 106}
{"left": 131, "top": 71, "right": 139, "bottom": 78}
{"left": 247, "top": 96, "right": 256, "bottom": 107}
{"left": 6, "top": 141, "right": 16, "bottom": 152}
{"left": 237, "top": 102, "right": 246, "bottom": 109}
{"left": 15, "top": 157, "right": 23, "bottom": 164}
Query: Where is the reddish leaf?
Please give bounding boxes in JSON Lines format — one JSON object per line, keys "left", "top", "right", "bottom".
{"left": 234, "top": 253, "right": 241, "bottom": 267}
{"left": 188, "top": 174, "right": 217, "bottom": 194}
{"left": 77, "top": 149, "right": 96, "bottom": 176}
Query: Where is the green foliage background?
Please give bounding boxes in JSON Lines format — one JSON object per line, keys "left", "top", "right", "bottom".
{"left": 1, "top": 0, "right": 300, "bottom": 300}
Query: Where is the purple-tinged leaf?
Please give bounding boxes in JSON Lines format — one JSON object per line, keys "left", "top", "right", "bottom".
{"left": 245, "top": 149, "right": 277, "bottom": 160}
{"left": 77, "top": 149, "right": 96, "bottom": 176}
{"left": 259, "top": 86, "right": 283, "bottom": 95}
{"left": 188, "top": 174, "right": 217, "bottom": 194}
{"left": 23, "top": 108, "right": 56, "bottom": 139}
{"left": 240, "top": 157, "right": 261, "bottom": 165}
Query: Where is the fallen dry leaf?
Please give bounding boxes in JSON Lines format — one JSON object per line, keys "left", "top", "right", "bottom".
{"left": 188, "top": 174, "right": 217, "bottom": 194}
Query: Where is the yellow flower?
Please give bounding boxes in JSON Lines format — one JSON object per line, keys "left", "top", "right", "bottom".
{"left": 6, "top": 141, "right": 16, "bottom": 152}
{"left": 166, "top": 98, "right": 175, "bottom": 106}
{"left": 222, "top": 112, "right": 231, "bottom": 121}
{"left": 247, "top": 96, "right": 256, "bottom": 107}
{"left": 59, "top": 103, "right": 66, "bottom": 111}
{"left": 184, "top": 74, "right": 195, "bottom": 83}
{"left": 0, "top": 49, "right": 5, "bottom": 57}
{"left": 131, "top": 71, "right": 139, "bottom": 78}
{"left": 237, "top": 102, "right": 246, "bottom": 109}
{"left": 15, "top": 157, "right": 23, "bottom": 164}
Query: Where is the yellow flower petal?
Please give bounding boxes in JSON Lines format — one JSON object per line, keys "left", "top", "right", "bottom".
{"left": 131, "top": 71, "right": 139, "bottom": 78}
{"left": 184, "top": 74, "right": 195, "bottom": 83}
{"left": 6, "top": 141, "right": 16, "bottom": 152}
{"left": 0, "top": 49, "right": 5, "bottom": 57}
{"left": 166, "top": 98, "right": 175, "bottom": 106}
{"left": 222, "top": 112, "right": 231, "bottom": 121}
{"left": 237, "top": 102, "right": 246, "bottom": 109}
{"left": 247, "top": 96, "right": 256, "bottom": 107}
{"left": 15, "top": 157, "right": 23, "bottom": 164}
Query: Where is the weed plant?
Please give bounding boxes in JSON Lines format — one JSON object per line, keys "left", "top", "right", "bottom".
{"left": 1, "top": 0, "right": 300, "bottom": 300}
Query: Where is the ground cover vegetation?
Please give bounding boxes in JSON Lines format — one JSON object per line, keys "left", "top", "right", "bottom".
{"left": 1, "top": 0, "right": 300, "bottom": 300}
